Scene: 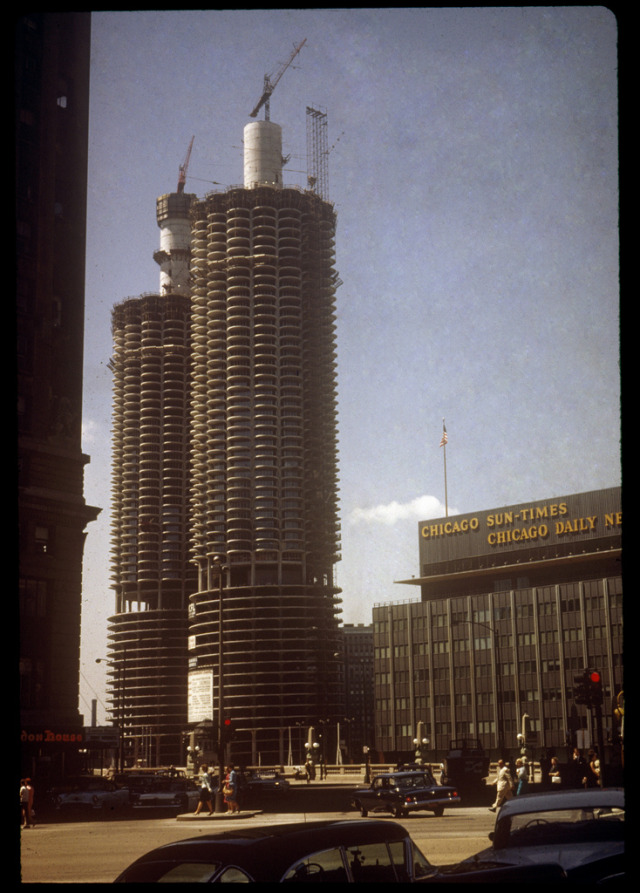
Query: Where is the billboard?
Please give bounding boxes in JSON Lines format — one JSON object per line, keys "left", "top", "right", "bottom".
{"left": 188, "top": 668, "right": 214, "bottom": 724}
{"left": 418, "top": 486, "right": 621, "bottom": 569}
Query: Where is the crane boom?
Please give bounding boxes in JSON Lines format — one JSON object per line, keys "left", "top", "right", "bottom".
{"left": 249, "top": 38, "right": 307, "bottom": 120}
{"left": 177, "top": 135, "right": 195, "bottom": 193}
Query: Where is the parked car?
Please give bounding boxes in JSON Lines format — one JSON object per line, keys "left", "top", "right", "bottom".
{"left": 114, "top": 819, "right": 440, "bottom": 883}
{"left": 128, "top": 776, "right": 200, "bottom": 812}
{"left": 352, "top": 770, "right": 460, "bottom": 818}
{"left": 49, "top": 776, "right": 130, "bottom": 815}
{"left": 436, "top": 787, "right": 624, "bottom": 884}
{"left": 238, "top": 770, "right": 290, "bottom": 794}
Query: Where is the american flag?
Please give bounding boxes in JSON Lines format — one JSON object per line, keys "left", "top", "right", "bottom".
{"left": 439, "top": 423, "right": 448, "bottom": 448}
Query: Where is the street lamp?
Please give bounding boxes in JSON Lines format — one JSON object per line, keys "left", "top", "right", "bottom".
{"left": 96, "top": 656, "right": 124, "bottom": 772}
{"left": 413, "top": 736, "right": 429, "bottom": 765}
{"left": 458, "top": 618, "right": 505, "bottom": 759}
{"left": 212, "top": 556, "right": 226, "bottom": 813}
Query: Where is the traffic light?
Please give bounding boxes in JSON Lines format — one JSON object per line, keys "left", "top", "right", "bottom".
{"left": 587, "top": 670, "right": 603, "bottom": 707}
{"left": 573, "top": 671, "right": 590, "bottom": 705}
{"left": 220, "top": 717, "right": 235, "bottom": 744}
{"left": 573, "top": 669, "right": 603, "bottom": 708}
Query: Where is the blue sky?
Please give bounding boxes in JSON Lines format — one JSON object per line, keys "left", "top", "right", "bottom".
{"left": 80, "top": 8, "right": 620, "bottom": 724}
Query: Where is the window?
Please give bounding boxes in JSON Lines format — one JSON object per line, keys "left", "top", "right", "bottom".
{"left": 34, "top": 526, "right": 50, "bottom": 554}
{"left": 283, "top": 847, "right": 348, "bottom": 882}
{"left": 345, "top": 841, "right": 400, "bottom": 882}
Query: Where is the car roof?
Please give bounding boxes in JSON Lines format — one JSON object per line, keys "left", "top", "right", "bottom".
{"left": 377, "top": 770, "right": 431, "bottom": 778}
{"left": 497, "top": 787, "right": 624, "bottom": 818}
{"left": 123, "top": 819, "right": 412, "bottom": 881}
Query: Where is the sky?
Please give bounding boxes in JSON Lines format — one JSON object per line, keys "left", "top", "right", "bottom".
{"left": 79, "top": 7, "right": 620, "bottom": 725}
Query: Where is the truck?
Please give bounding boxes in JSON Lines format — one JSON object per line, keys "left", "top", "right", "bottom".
{"left": 442, "top": 738, "right": 490, "bottom": 791}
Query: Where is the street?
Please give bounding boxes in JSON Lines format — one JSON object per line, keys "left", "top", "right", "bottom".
{"left": 19, "top": 807, "right": 494, "bottom": 883}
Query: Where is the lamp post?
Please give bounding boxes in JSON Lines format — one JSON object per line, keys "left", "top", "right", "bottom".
{"left": 212, "top": 557, "right": 226, "bottom": 813}
{"left": 96, "top": 655, "right": 125, "bottom": 772}
{"left": 413, "top": 736, "right": 429, "bottom": 765}
{"left": 460, "top": 619, "right": 505, "bottom": 759}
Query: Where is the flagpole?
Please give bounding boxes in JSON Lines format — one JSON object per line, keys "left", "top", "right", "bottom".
{"left": 440, "top": 418, "right": 448, "bottom": 517}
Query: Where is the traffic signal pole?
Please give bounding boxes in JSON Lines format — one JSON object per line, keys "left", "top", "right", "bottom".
{"left": 593, "top": 702, "right": 606, "bottom": 788}
{"left": 573, "top": 668, "right": 606, "bottom": 786}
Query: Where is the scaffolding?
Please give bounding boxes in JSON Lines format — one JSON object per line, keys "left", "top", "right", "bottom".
{"left": 306, "top": 107, "right": 329, "bottom": 202}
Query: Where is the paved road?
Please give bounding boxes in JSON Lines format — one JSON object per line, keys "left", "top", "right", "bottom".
{"left": 19, "top": 807, "right": 494, "bottom": 883}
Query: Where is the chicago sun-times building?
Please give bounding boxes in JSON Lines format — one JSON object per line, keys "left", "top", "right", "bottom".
{"left": 372, "top": 487, "right": 622, "bottom": 761}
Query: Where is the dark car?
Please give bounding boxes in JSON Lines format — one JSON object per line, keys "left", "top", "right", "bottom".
{"left": 352, "top": 770, "right": 460, "bottom": 818}
{"left": 437, "top": 787, "right": 624, "bottom": 884}
{"left": 238, "top": 770, "right": 290, "bottom": 794}
{"left": 113, "top": 819, "right": 439, "bottom": 883}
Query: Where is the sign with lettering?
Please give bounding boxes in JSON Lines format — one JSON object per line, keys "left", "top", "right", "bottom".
{"left": 188, "top": 668, "right": 214, "bottom": 724}
{"left": 418, "top": 487, "right": 621, "bottom": 567}
{"left": 83, "top": 726, "right": 120, "bottom": 747}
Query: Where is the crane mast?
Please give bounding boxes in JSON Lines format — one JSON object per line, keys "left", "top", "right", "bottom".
{"left": 177, "top": 135, "right": 195, "bottom": 193}
{"left": 249, "top": 38, "right": 307, "bottom": 121}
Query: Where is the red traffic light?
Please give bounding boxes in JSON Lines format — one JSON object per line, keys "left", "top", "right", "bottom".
{"left": 589, "top": 671, "right": 601, "bottom": 684}
{"left": 223, "top": 718, "right": 232, "bottom": 726}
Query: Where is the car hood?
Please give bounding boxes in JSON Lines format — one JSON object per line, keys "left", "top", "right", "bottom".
{"left": 466, "top": 840, "right": 623, "bottom": 873}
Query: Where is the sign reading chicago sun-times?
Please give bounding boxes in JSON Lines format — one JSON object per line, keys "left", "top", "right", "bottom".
{"left": 418, "top": 487, "right": 621, "bottom": 567}
{"left": 188, "top": 668, "right": 214, "bottom": 724}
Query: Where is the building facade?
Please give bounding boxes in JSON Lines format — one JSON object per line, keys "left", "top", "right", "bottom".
{"left": 106, "top": 188, "right": 198, "bottom": 766}
{"left": 339, "top": 624, "right": 375, "bottom": 761}
{"left": 373, "top": 487, "right": 622, "bottom": 763}
{"left": 187, "top": 119, "right": 343, "bottom": 764}
{"left": 17, "top": 13, "right": 100, "bottom": 779}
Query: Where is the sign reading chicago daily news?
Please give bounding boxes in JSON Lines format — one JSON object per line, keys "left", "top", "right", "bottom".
{"left": 418, "top": 486, "right": 621, "bottom": 567}
{"left": 188, "top": 669, "right": 214, "bottom": 724}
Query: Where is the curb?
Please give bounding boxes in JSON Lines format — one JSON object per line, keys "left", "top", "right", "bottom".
{"left": 177, "top": 810, "right": 263, "bottom": 821}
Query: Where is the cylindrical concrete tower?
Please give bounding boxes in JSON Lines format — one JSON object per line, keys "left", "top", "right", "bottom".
{"left": 188, "top": 129, "right": 342, "bottom": 764}
{"left": 107, "top": 190, "right": 197, "bottom": 766}
{"left": 243, "top": 120, "right": 283, "bottom": 189}
{"left": 154, "top": 191, "right": 196, "bottom": 295}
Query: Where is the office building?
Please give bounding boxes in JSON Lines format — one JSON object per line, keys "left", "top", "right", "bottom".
{"left": 17, "top": 13, "right": 100, "bottom": 779}
{"left": 373, "top": 487, "right": 622, "bottom": 762}
{"left": 339, "top": 624, "right": 375, "bottom": 761}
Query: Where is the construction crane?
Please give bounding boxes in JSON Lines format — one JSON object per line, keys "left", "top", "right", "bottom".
{"left": 249, "top": 38, "right": 307, "bottom": 121}
{"left": 177, "top": 135, "right": 195, "bottom": 193}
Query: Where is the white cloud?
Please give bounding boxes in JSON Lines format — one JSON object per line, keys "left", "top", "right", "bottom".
{"left": 82, "top": 419, "right": 99, "bottom": 445}
{"left": 348, "top": 494, "right": 457, "bottom": 526}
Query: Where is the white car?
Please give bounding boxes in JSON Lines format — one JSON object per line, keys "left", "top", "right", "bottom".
{"left": 129, "top": 776, "right": 200, "bottom": 812}
{"left": 51, "top": 776, "right": 130, "bottom": 814}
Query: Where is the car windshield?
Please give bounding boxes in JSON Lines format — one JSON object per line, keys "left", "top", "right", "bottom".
{"left": 499, "top": 806, "right": 624, "bottom": 849}
{"left": 395, "top": 774, "right": 432, "bottom": 789}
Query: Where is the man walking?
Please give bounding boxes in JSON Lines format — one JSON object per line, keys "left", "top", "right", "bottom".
{"left": 489, "top": 759, "right": 514, "bottom": 812}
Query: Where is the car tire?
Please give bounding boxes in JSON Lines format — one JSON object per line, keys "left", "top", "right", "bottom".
{"left": 433, "top": 806, "right": 444, "bottom": 817}
{"left": 393, "top": 805, "right": 406, "bottom": 818}
{"left": 359, "top": 804, "right": 368, "bottom": 817}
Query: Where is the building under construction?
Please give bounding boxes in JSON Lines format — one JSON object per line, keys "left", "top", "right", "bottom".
{"left": 107, "top": 184, "right": 198, "bottom": 766}
{"left": 188, "top": 112, "right": 343, "bottom": 765}
{"left": 107, "top": 52, "right": 343, "bottom": 764}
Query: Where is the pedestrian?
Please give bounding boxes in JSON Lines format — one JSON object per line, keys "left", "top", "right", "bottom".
{"left": 223, "top": 764, "right": 239, "bottom": 814}
{"left": 489, "top": 759, "right": 514, "bottom": 811}
{"left": 20, "top": 778, "right": 34, "bottom": 828}
{"left": 515, "top": 758, "right": 529, "bottom": 795}
{"left": 570, "top": 747, "right": 588, "bottom": 788}
{"left": 194, "top": 763, "right": 214, "bottom": 815}
{"left": 548, "top": 755, "right": 562, "bottom": 786}
{"left": 586, "top": 749, "right": 601, "bottom": 787}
